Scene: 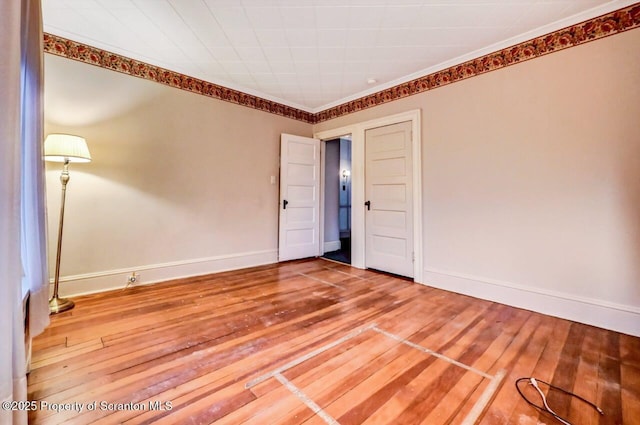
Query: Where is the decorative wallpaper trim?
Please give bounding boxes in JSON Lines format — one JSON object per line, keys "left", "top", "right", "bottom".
{"left": 315, "top": 3, "right": 640, "bottom": 123}
{"left": 43, "top": 34, "right": 314, "bottom": 124}
{"left": 43, "top": 4, "right": 640, "bottom": 125}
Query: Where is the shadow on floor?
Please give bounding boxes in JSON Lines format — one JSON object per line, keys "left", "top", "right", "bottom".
{"left": 323, "top": 237, "right": 351, "bottom": 264}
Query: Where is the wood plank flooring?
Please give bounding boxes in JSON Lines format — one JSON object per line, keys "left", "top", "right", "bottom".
{"left": 28, "top": 259, "right": 640, "bottom": 424}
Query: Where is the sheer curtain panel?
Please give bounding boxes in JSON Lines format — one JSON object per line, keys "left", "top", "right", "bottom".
{"left": 1, "top": 0, "right": 48, "bottom": 424}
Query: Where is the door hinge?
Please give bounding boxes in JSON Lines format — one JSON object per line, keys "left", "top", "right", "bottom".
{"left": 412, "top": 251, "right": 415, "bottom": 262}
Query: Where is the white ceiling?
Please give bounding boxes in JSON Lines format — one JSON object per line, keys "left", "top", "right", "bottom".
{"left": 42, "top": 0, "right": 634, "bottom": 113}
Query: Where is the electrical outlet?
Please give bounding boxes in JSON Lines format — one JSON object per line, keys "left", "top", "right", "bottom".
{"left": 127, "top": 272, "right": 139, "bottom": 285}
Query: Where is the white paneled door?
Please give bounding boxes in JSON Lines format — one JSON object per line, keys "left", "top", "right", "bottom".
{"left": 278, "top": 134, "right": 321, "bottom": 261}
{"left": 365, "top": 121, "right": 414, "bottom": 277}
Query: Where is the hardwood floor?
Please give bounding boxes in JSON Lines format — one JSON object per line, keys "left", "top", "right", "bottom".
{"left": 28, "top": 259, "right": 639, "bottom": 424}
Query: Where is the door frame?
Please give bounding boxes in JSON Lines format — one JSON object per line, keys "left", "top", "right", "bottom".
{"left": 314, "top": 109, "right": 423, "bottom": 283}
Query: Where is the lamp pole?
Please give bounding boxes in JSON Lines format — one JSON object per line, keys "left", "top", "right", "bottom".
{"left": 49, "top": 158, "right": 75, "bottom": 313}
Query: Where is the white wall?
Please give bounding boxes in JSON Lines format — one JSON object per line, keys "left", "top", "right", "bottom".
{"left": 314, "top": 29, "right": 640, "bottom": 336}
{"left": 44, "top": 54, "right": 312, "bottom": 295}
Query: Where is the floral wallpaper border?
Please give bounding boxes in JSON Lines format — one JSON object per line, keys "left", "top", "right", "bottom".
{"left": 43, "top": 4, "right": 640, "bottom": 124}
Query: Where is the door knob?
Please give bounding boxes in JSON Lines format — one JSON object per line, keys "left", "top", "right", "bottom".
{"left": 283, "top": 199, "right": 289, "bottom": 209}
{"left": 365, "top": 200, "right": 371, "bottom": 210}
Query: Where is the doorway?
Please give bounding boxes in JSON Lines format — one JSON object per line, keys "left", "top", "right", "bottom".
{"left": 322, "top": 137, "right": 352, "bottom": 264}
{"left": 314, "top": 109, "right": 423, "bottom": 282}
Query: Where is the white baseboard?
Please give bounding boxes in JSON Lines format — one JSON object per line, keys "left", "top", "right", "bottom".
{"left": 422, "top": 268, "right": 640, "bottom": 337}
{"left": 324, "top": 240, "right": 341, "bottom": 253}
{"left": 51, "top": 249, "right": 278, "bottom": 298}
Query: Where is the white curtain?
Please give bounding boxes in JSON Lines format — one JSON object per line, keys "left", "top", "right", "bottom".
{"left": 1, "top": 0, "right": 48, "bottom": 424}
{"left": 20, "top": 0, "right": 49, "bottom": 339}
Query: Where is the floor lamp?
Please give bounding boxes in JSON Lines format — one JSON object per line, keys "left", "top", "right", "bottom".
{"left": 44, "top": 134, "right": 91, "bottom": 314}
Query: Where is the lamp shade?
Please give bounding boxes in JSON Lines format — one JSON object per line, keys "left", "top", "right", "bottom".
{"left": 44, "top": 134, "right": 91, "bottom": 163}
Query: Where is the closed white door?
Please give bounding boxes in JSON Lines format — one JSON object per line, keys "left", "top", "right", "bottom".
{"left": 365, "top": 121, "right": 413, "bottom": 277}
{"left": 278, "top": 134, "right": 321, "bottom": 261}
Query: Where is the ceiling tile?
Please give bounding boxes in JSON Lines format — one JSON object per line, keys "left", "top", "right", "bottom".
{"left": 280, "top": 6, "right": 316, "bottom": 29}
{"left": 244, "top": 6, "right": 283, "bottom": 29}
{"left": 221, "top": 61, "right": 250, "bottom": 75}
{"left": 346, "top": 29, "right": 379, "bottom": 47}
{"left": 290, "top": 47, "right": 319, "bottom": 61}
{"left": 207, "top": 6, "right": 252, "bottom": 29}
{"left": 242, "top": 0, "right": 279, "bottom": 6}
{"left": 514, "top": 3, "right": 578, "bottom": 30}
{"left": 96, "top": 0, "right": 136, "bottom": 8}
{"left": 268, "top": 61, "right": 295, "bottom": 73}
{"left": 167, "top": 0, "right": 219, "bottom": 32}
{"left": 317, "top": 29, "right": 349, "bottom": 47}
{"left": 223, "top": 29, "right": 259, "bottom": 47}
{"left": 196, "top": 61, "right": 226, "bottom": 74}
{"left": 206, "top": 47, "right": 240, "bottom": 61}
{"left": 180, "top": 46, "right": 215, "bottom": 62}
{"left": 229, "top": 74, "right": 257, "bottom": 85}
{"left": 318, "top": 60, "right": 344, "bottom": 74}
{"left": 344, "top": 47, "right": 376, "bottom": 61}
{"left": 379, "top": 5, "right": 423, "bottom": 28}
{"left": 317, "top": 47, "right": 345, "bottom": 61}
{"left": 274, "top": 73, "right": 298, "bottom": 84}
{"left": 194, "top": 28, "right": 228, "bottom": 47}
{"left": 348, "top": 6, "right": 384, "bottom": 28}
{"left": 254, "top": 29, "right": 288, "bottom": 47}
{"left": 285, "top": 29, "right": 318, "bottom": 47}
{"left": 61, "top": 0, "right": 102, "bottom": 9}
{"left": 262, "top": 47, "right": 293, "bottom": 61}
{"left": 253, "top": 74, "right": 280, "bottom": 85}
{"left": 293, "top": 61, "right": 320, "bottom": 74}
{"left": 108, "top": 8, "right": 169, "bottom": 46}
{"left": 131, "top": 0, "right": 181, "bottom": 29}
{"left": 235, "top": 47, "right": 266, "bottom": 61}
{"left": 243, "top": 60, "right": 272, "bottom": 73}
{"left": 314, "top": 6, "right": 350, "bottom": 29}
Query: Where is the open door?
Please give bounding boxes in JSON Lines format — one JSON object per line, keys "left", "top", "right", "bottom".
{"left": 278, "top": 134, "right": 321, "bottom": 261}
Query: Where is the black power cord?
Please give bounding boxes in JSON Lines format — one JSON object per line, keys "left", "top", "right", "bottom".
{"left": 515, "top": 377, "right": 604, "bottom": 425}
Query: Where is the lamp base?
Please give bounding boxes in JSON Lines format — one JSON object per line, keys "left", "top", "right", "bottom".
{"left": 49, "top": 296, "right": 75, "bottom": 314}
